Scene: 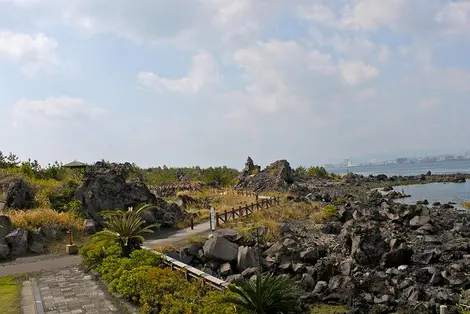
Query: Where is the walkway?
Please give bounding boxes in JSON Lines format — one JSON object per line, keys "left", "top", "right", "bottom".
{"left": 0, "top": 255, "right": 81, "bottom": 277}
{"left": 21, "top": 266, "right": 125, "bottom": 314}
{"left": 144, "top": 221, "right": 211, "bottom": 247}
{"left": 143, "top": 195, "right": 274, "bottom": 247}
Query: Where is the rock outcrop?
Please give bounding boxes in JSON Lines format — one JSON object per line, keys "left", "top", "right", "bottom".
{"left": 75, "top": 162, "right": 158, "bottom": 222}
{"left": 236, "top": 159, "right": 295, "bottom": 192}
{"left": 3, "top": 178, "right": 35, "bottom": 209}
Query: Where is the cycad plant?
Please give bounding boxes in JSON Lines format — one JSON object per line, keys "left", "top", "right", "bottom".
{"left": 92, "top": 204, "right": 159, "bottom": 257}
{"left": 223, "top": 273, "right": 301, "bottom": 314}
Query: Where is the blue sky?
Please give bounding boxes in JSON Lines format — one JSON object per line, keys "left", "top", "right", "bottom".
{"left": 0, "top": 0, "right": 469, "bottom": 169}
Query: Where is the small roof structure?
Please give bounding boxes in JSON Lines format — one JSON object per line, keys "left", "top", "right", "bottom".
{"left": 63, "top": 160, "right": 88, "bottom": 168}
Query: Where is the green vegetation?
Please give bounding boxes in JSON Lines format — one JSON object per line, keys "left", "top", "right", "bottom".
{"left": 79, "top": 241, "right": 236, "bottom": 313}
{"left": 0, "top": 274, "right": 32, "bottom": 314}
{"left": 231, "top": 201, "right": 318, "bottom": 242}
{"left": 321, "top": 205, "right": 337, "bottom": 219}
{"left": 92, "top": 204, "right": 159, "bottom": 257}
{"left": 310, "top": 304, "right": 348, "bottom": 314}
{"left": 224, "top": 274, "right": 301, "bottom": 314}
{"left": 140, "top": 166, "right": 239, "bottom": 187}
{"left": 295, "top": 165, "right": 340, "bottom": 180}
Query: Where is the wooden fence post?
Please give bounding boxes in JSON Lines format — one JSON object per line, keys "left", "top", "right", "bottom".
{"left": 190, "top": 217, "right": 194, "bottom": 230}
{"left": 224, "top": 210, "right": 228, "bottom": 223}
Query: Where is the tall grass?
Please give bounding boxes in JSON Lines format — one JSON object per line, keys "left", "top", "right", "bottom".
{"left": 228, "top": 201, "right": 321, "bottom": 242}
{"left": 4, "top": 208, "right": 84, "bottom": 231}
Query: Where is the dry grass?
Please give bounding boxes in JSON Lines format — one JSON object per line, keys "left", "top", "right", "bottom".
{"left": 226, "top": 201, "right": 322, "bottom": 242}
{"left": 463, "top": 201, "right": 470, "bottom": 209}
{"left": 310, "top": 304, "right": 348, "bottom": 314}
{"left": 4, "top": 208, "right": 84, "bottom": 232}
{"left": 151, "top": 244, "right": 177, "bottom": 252}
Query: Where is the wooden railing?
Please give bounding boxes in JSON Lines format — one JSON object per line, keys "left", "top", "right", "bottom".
{"left": 141, "top": 246, "right": 229, "bottom": 291}
{"left": 215, "top": 196, "right": 281, "bottom": 227}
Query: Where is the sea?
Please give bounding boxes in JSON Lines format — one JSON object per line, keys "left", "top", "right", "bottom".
{"left": 327, "top": 160, "right": 470, "bottom": 206}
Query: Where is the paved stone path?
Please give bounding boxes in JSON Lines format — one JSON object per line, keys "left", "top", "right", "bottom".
{"left": 21, "top": 266, "right": 125, "bottom": 314}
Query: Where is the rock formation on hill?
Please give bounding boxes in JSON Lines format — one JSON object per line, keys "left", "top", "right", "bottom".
{"left": 235, "top": 158, "right": 295, "bottom": 192}
{"left": 75, "top": 161, "right": 188, "bottom": 228}
{"left": 0, "top": 176, "right": 35, "bottom": 209}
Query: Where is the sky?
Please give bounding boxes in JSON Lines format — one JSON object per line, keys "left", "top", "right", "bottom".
{"left": 0, "top": 0, "right": 469, "bottom": 169}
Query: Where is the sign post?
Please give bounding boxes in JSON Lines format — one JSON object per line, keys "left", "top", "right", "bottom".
{"left": 210, "top": 207, "right": 216, "bottom": 236}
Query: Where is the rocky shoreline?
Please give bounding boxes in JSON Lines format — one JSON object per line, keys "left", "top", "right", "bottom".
{"left": 162, "top": 158, "right": 470, "bottom": 313}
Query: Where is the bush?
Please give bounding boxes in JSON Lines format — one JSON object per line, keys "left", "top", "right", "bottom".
{"left": 79, "top": 237, "right": 122, "bottom": 269}
{"left": 321, "top": 205, "right": 337, "bottom": 219}
{"left": 307, "top": 166, "right": 328, "bottom": 178}
{"left": 83, "top": 243, "right": 236, "bottom": 314}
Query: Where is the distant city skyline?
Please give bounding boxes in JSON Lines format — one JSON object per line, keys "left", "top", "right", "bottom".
{"left": 328, "top": 150, "right": 470, "bottom": 168}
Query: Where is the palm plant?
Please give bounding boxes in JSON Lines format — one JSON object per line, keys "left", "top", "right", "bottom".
{"left": 223, "top": 274, "right": 301, "bottom": 314}
{"left": 92, "top": 204, "right": 159, "bottom": 257}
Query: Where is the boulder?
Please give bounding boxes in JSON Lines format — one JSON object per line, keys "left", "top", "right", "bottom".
{"left": 153, "top": 202, "right": 188, "bottom": 228}
{"left": 0, "top": 215, "right": 13, "bottom": 238}
{"left": 214, "top": 229, "right": 243, "bottom": 243}
{"left": 28, "top": 231, "right": 44, "bottom": 254}
{"left": 5, "top": 228, "right": 29, "bottom": 256}
{"left": 38, "top": 226, "right": 61, "bottom": 242}
{"left": 300, "top": 273, "right": 315, "bottom": 291}
{"left": 313, "top": 281, "right": 328, "bottom": 294}
{"left": 219, "top": 262, "right": 233, "bottom": 276}
{"left": 5, "top": 178, "right": 35, "bottom": 209}
{"left": 383, "top": 244, "right": 413, "bottom": 267}
{"left": 237, "top": 246, "right": 258, "bottom": 271}
{"left": 409, "top": 209, "right": 431, "bottom": 228}
{"left": 83, "top": 219, "right": 98, "bottom": 235}
{"left": 0, "top": 238, "right": 9, "bottom": 260}
{"left": 235, "top": 159, "right": 294, "bottom": 192}
{"left": 350, "top": 226, "right": 390, "bottom": 266}
{"left": 75, "top": 162, "right": 159, "bottom": 223}
{"left": 203, "top": 236, "right": 239, "bottom": 262}
{"left": 300, "top": 245, "right": 323, "bottom": 264}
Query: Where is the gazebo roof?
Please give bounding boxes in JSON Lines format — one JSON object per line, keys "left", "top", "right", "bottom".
{"left": 63, "top": 160, "right": 88, "bottom": 168}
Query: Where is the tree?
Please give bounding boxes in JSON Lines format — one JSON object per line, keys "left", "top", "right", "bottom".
{"left": 223, "top": 274, "right": 301, "bottom": 314}
{"left": 92, "top": 204, "right": 159, "bottom": 257}
{"left": 5, "top": 152, "right": 19, "bottom": 168}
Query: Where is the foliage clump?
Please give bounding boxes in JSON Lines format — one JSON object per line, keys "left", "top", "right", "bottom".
{"left": 79, "top": 240, "right": 236, "bottom": 314}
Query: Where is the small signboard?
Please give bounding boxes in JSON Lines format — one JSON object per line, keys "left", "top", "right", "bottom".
{"left": 210, "top": 207, "right": 216, "bottom": 231}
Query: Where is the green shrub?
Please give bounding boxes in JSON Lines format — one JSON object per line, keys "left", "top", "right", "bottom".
{"left": 79, "top": 237, "right": 122, "bottom": 269}
{"left": 47, "top": 180, "right": 81, "bottom": 211}
{"left": 332, "top": 198, "right": 347, "bottom": 206}
{"left": 321, "top": 205, "right": 337, "bottom": 219}
{"left": 307, "top": 166, "right": 328, "bottom": 178}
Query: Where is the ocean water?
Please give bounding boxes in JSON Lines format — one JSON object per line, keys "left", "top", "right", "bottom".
{"left": 327, "top": 160, "right": 470, "bottom": 176}
{"left": 326, "top": 160, "right": 470, "bottom": 205}
{"left": 394, "top": 181, "right": 470, "bottom": 207}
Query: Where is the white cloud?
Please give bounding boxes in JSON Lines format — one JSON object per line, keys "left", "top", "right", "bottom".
{"left": 435, "top": 1, "right": 470, "bottom": 35}
{"left": 341, "top": 0, "right": 405, "bottom": 30}
{"left": 339, "top": 60, "right": 379, "bottom": 85}
{"left": 12, "top": 97, "right": 106, "bottom": 125}
{"left": 0, "top": 30, "right": 59, "bottom": 75}
{"left": 138, "top": 52, "right": 219, "bottom": 93}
